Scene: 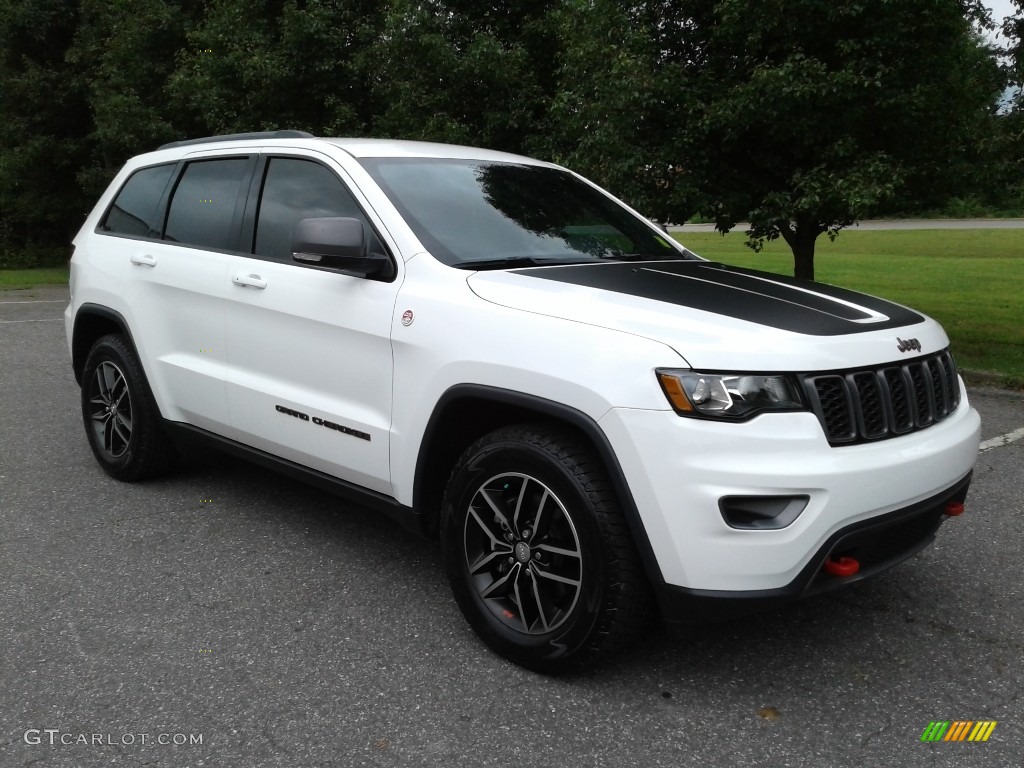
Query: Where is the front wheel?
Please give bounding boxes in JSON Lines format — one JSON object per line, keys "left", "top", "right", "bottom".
{"left": 440, "top": 424, "right": 654, "bottom": 673}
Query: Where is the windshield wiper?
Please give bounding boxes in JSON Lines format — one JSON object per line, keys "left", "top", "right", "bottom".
{"left": 453, "top": 256, "right": 593, "bottom": 271}
{"left": 599, "top": 251, "right": 699, "bottom": 262}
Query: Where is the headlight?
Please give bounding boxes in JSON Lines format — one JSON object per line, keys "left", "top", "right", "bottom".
{"left": 656, "top": 369, "right": 805, "bottom": 420}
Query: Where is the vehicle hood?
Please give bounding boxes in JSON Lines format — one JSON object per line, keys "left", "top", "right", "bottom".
{"left": 466, "top": 260, "right": 948, "bottom": 371}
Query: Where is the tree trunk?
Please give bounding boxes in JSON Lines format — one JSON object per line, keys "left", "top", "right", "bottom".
{"left": 778, "top": 217, "right": 820, "bottom": 281}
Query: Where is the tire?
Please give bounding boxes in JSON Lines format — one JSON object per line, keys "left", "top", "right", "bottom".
{"left": 440, "top": 423, "right": 654, "bottom": 673}
{"left": 80, "top": 334, "right": 176, "bottom": 481}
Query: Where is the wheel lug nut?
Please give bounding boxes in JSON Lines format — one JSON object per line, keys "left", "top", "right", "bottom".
{"left": 522, "top": 528, "right": 532, "bottom": 539}
{"left": 507, "top": 556, "right": 515, "bottom": 564}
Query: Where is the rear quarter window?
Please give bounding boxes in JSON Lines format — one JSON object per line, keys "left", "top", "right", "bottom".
{"left": 101, "top": 163, "right": 176, "bottom": 237}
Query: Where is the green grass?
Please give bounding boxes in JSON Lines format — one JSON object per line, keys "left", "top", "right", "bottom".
{"left": 0, "top": 267, "right": 69, "bottom": 290}
{"left": 675, "top": 229, "right": 1024, "bottom": 385}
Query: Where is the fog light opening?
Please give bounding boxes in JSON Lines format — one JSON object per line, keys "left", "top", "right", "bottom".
{"left": 719, "top": 495, "right": 809, "bottom": 530}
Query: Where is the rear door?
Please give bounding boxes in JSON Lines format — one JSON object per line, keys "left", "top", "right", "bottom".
{"left": 107, "top": 153, "right": 256, "bottom": 429}
{"left": 218, "top": 151, "right": 400, "bottom": 494}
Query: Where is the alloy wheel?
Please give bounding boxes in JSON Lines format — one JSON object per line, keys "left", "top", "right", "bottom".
{"left": 463, "top": 472, "right": 583, "bottom": 634}
{"left": 88, "top": 361, "right": 134, "bottom": 459}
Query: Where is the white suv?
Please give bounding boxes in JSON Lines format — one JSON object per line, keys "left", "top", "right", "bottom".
{"left": 66, "top": 132, "right": 981, "bottom": 672}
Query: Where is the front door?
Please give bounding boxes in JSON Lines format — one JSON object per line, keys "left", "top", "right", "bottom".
{"left": 220, "top": 155, "right": 400, "bottom": 494}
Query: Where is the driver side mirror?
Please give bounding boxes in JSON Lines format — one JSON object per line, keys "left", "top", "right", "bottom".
{"left": 291, "top": 217, "right": 394, "bottom": 280}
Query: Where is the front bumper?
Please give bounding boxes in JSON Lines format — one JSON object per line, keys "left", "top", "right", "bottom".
{"left": 654, "top": 471, "right": 971, "bottom": 624}
{"left": 598, "top": 386, "right": 980, "bottom": 613}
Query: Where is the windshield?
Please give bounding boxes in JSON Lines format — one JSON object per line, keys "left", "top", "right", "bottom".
{"left": 359, "top": 158, "right": 691, "bottom": 269}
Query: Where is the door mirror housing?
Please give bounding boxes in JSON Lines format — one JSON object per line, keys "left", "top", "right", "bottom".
{"left": 291, "top": 217, "right": 393, "bottom": 280}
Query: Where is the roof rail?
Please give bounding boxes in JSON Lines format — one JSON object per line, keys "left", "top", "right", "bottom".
{"left": 157, "top": 130, "right": 316, "bottom": 150}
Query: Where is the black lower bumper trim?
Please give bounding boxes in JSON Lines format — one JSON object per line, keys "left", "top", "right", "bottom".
{"left": 656, "top": 471, "right": 973, "bottom": 625}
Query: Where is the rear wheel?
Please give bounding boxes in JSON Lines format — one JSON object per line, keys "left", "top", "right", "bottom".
{"left": 440, "top": 423, "right": 654, "bottom": 673}
{"left": 81, "top": 334, "right": 175, "bottom": 481}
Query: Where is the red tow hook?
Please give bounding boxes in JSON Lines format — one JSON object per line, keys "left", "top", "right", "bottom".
{"left": 944, "top": 501, "right": 965, "bottom": 516}
{"left": 823, "top": 556, "right": 860, "bottom": 578}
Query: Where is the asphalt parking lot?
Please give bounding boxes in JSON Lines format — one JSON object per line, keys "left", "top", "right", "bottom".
{"left": 2, "top": 286, "right": 1022, "bottom": 768}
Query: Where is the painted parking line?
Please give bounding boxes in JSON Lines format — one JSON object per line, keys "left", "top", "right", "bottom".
{"left": 0, "top": 318, "right": 63, "bottom": 324}
{"left": 0, "top": 299, "right": 67, "bottom": 304}
{"left": 979, "top": 427, "right": 1024, "bottom": 453}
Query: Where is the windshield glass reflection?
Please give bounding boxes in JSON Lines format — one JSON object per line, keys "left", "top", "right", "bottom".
{"left": 360, "top": 158, "right": 688, "bottom": 269}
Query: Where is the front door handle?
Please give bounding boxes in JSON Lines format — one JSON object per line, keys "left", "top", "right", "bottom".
{"left": 130, "top": 254, "right": 157, "bottom": 267}
{"left": 232, "top": 273, "right": 267, "bottom": 290}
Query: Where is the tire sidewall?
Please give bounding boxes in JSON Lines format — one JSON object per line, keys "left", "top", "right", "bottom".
{"left": 441, "top": 436, "right": 609, "bottom": 669}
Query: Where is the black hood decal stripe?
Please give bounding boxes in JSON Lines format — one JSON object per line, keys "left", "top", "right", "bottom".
{"left": 513, "top": 260, "right": 925, "bottom": 336}
{"left": 639, "top": 267, "right": 889, "bottom": 323}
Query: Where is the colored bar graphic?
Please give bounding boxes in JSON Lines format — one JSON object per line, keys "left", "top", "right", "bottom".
{"left": 968, "top": 721, "right": 997, "bottom": 742}
{"left": 921, "top": 721, "right": 996, "bottom": 742}
{"left": 944, "top": 721, "right": 972, "bottom": 741}
{"left": 920, "top": 722, "right": 949, "bottom": 742}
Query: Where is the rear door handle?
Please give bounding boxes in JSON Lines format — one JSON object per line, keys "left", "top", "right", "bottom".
{"left": 130, "top": 254, "right": 157, "bottom": 267}
{"left": 232, "top": 273, "right": 267, "bottom": 290}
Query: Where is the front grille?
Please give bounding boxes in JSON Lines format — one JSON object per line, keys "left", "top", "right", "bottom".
{"left": 803, "top": 349, "right": 961, "bottom": 446}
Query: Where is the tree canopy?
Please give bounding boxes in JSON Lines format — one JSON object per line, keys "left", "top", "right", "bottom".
{"left": 0, "top": 0, "right": 1017, "bottom": 278}
{"left": 682, "top": 0, "right": 1005, "bottom": 278}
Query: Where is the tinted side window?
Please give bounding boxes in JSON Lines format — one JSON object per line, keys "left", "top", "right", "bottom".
{"left": 165, "top": 158, "right": 249, "bottom": 249}
{"left": 254, "top": 158, "right": 382, "bottom": 262}
{"left": 101, "top": 164, "right": 175, "bottom": 237}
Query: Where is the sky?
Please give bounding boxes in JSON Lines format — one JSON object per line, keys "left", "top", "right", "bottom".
{"left": 986, "top": 0, "right": 1017, "bottom": 41}
{"left": 987, "top": 0, "right": 1016, "bottom": 21}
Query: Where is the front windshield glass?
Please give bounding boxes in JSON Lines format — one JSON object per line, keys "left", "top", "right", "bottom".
{"left": 359, "top": 158, "right": 689, "bottom": 269}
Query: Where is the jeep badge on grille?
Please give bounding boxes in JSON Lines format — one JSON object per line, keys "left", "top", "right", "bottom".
{"left": 896, "top": 337, "right": 922, "bottom": 353}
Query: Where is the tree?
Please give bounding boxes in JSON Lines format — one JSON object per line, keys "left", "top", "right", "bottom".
{"left": 685, "top": 0, "right": 1004, "bottom": 279}
{"left": 1003, "top": 0, "right": 1024, "bottom": 88}
{"left": 1000, "top": 2, "right": 1024, "bottom": 210}
{"left": 542, "top": 0, "right": 707, "bottom": 222}
{"left": 167, "top": 0, "right": 386, "bottom": 136}
{"left": 0, "top": 0, "right": 203, "bottom": 265}
{"left": 68, "top": 0, "right": 204, "bottom": 196}
{"left": 547, "top": 1, "right": 1003, "bottom": 280}
{"left": 0, "top": 0, "right": 90, "bottom": 265}
{"left": 368, "top": 0, "right": 559, "bottom": 152}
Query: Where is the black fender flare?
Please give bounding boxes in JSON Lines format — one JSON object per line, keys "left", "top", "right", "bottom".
{"left": 413, "top": 384, "right": 666, "bottom": 588}
{"left": 70, "top": 304, "right": 140, "bottom": 384}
